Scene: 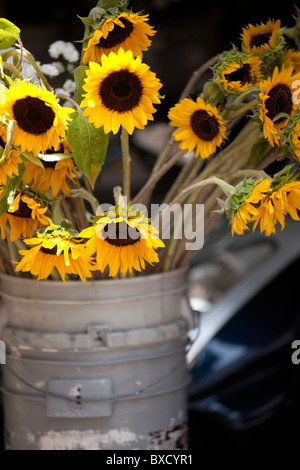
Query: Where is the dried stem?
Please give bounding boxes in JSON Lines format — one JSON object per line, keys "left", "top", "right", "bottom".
{"left": 132, "top": 149, "right": 186, "bottom": 204}
{"left": 121, "top": 128, "right": 131, "bottom": 202}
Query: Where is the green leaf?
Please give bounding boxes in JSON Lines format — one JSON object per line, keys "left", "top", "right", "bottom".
{"left": 77, "top": 15, "right": 95, "bottom": 28}
{"left": 3, "top": 73, "right": 15, "bottom": 88}
{"left": 202, "top": 81, "right": 225, "bottom": 106}
{"left": 1, "top": 120, "right": 15, "bottom": 163}
{"left": 19, "top": 150, "right": 45, "bottom": 174}
{"left": 40, "top": 153, "right": 73, "bottom": 162}
{"left": 66, "top": 110, "right": 108, "bottom": 188}
{"left": 0, "top": 18, "right": 20, "bottom": 50}
{"left": 0, "top": 30, "right": 18, "bottom": 49}
{"left": 247, "top": 138, "right": 269, "bottom": 165}
{"left": 0, "top": 161, "right": 25, "bottom": 217}
{"left": 0, "top": 19, "right": 20, "bottom": 36}
{"left": 74, "top": 65, "right": 88, "bottom": 105}
{"left": 96, "top": 0, "right": 129, "bottom": 9}
{"left": 272, "top": 112, "right": 290, "bottom": 123}
{"left": 235, "top": 86, "right": 259, "bottom": 103}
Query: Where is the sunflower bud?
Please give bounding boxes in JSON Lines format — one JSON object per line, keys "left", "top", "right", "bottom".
{"left": 202, "top": 80, "right": 225, "bottom": 105}
{"left": 222, "top": 178, "right": 258, "bottom": 221}
{"left": 213, "top": 49, "right": 262, "bottom": 95}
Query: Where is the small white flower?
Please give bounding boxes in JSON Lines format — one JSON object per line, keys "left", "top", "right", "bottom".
{"left": 48, "top": 40, "right": 79, "bottom": 63}
{"left": 63, "top": 43, "right": 80, "bottom": 63}
{"left": 39, "top": 63, "right": 60, "bottom": 77}
{"left": 63, "top": 79, "right": 76, "bottom": 94}
{"left": 66, "top": 63, "right": 75, "bottom": 75}
{"left": 55, "top": 87, "right": 70, "bottom": 97}
{"left": 52, "top": 61, "right": 66, "bottom": 74}
{"left": 48, "top": 41, "right": 66, "bottom": 59}
{"left": 19, "top": 57, "right": 39, "bottom": 83}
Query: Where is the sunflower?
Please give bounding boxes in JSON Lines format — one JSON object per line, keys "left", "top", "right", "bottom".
{"left": 282, "top": 48, "right": 300, "bottom": 74}
{"left": 0, "top": 192, "right": 50, "bottom": 241}
{"left": 82, "top": 11, "right": 155, "bottom": 64}
{"left": 258, "top": 66, "right": 300, "bottom": 147}
{"left": 290, "top": 119, "right": 300, "bottom": 161}
{"left": 15, "top": 227, "right": 93, "bottom": 282}
{"left": 241, "top": 19, "right": 282, "bottom": 56}
{"left": 79, "top": 206, "right": 164, "bottom": 277}
{"left": 217, "top": 55, "right": 262, "bottom": 94}
{"left": 81, "top": 48, "right": 162, "bottom": 135}
{"left": 168, "top": 97, "right": 226, "bottom": 159}
{"left": 0, "top": 127, "right": 23, "bottom": 185}
{"left": 0, "top": 79, "right": 74, "bottom": 156}
{"left": 22, "top": 140, "right": 78, "bottom": 197}
{"left": 252, "top": 180, "right": 300, "bottom": 236}
{"left": 230, "top": 178, "right": 272, "bottom": 235}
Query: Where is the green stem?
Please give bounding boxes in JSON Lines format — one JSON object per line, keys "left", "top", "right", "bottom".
{"left": 51, "top": 198, "right": 66, "bottom": 225}
{"left": 2, "top": 48, "right": 53, "bottom": 91}
{"left": 2, "top": 61, "right": 22, "bottom": 79}
{"left": 121, "top": 128, "right": 131, "bottom": 202}
{"left": 16, "top": 36, "right": 24, "bottom": 69}
{"left": 224, "top": 98, "right": 257, "bottom": 120}
{"left": 168, "top": 176, "right": 235, "bottom": 208}
{"left": 69, "top": 188, "right": 99, "bottom": 215}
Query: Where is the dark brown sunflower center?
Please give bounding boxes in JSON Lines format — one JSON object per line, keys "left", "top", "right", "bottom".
{"left": 99, "top": 69, "right": 143, "bottom": 112}
{"left": 250, "top": 32, "right": 272, "bottom": 48}
{"left": 40, "top": 246, "right": 58, "bottom": 255}
{"left": 103, "top": 221, "right": 140, "bottom": 246}
{"left": 224, "top": 63, "right": 252, "bottom": 85}
{"left": 45, "top": 143, "right": 64, "bottom": 154}
{"left": 97, "top": 18, "right": 134, "bottom": 50}
{"left": 42, "top": 143, "right": 65, "bottom": 168}
{"left": 190, "top": 109, "right": 220, "bottom": 141}
{"left": 265, "top": 83, "right": 292, "bottom": 123}
{"left": 42, "top": 160, "right": 57, "bottom": 169}
{"left": 10, "top": 198, "right": 32, "bottom": 218}
{"left": 12, "top": 96, "right": 55, "bottom": 135}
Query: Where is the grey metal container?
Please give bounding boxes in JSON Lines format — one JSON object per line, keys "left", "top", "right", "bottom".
{"left": 0, "top": 267, "right": 194, "bottom": 450}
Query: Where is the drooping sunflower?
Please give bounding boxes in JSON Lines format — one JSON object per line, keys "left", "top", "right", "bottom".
{"left": 81, "top": 48, "right": 162, "bottom": 135}
{"left": 282, "top": 48, "right": 300, "bottom": 74}
{"left": 229, "top": 178, "right": 272, "bottom": 235}
{"left": 22, "top": 140, "right": 78, "bottom": 197}
{"left": 290, "top": 120, "right": 300, "bottom": 161}
{"left": 252, "top": 180, "right": 300, "bottom": 236}
{"left": 0, "top": 79, "right": 74, "bottom": 156}
{"left": 82, "top": 11, "right": 155, "bottom": 64}
{"left": 15, "top": 227, "right": 93, "bottom": 282}
{"left": 168, "top": 97, "right": 226, "bottom": 159}
{"left": 0, "top": 192, "right": 50, "bottom": 241}
{"left": 0, "top": 127, "right": 23, "bottom": 185}
{"left": 216, "top": 55, "right": 262, "bottom": 94}
{"left": 258, "top": 66, "right": 300, "bottom": 147}
{"left": 79, "top": 206, "right": 164, "bottom": 277}
{"left": 241, "top": 19, "right": 282, "bottom": 56}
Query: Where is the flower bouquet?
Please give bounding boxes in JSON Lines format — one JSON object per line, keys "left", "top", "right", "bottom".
{"left": 0, "top": 1, "right": 299, "bottom": 281}
{"left": 0, "top": 0, "right": 300, "bottom": 451}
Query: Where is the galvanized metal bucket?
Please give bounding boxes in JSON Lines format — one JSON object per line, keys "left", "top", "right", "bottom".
{"left": 0, "top": 267, "right": 194, "bottom": 450}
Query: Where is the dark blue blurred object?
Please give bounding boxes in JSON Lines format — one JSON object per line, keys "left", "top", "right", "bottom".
{"left": 187, "top": 220, "right": 300, "bottom": 450}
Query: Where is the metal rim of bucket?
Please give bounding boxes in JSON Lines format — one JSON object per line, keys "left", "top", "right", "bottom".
{"left": 0, "top": 265, "right": 188, "bottom": 289}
